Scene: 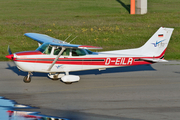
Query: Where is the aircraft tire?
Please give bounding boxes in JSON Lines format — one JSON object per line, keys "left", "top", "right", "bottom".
{"left": 52, "top": 78, "right": 59, "bottom": 81}
{"left": 51, "top": 75, "right": 59, "bottom": 81}
{"left": 64, "top": 82, "right": 72, "bottom": 84}
{"left": 23, "top": 76, "right": 31, "bottom": 83}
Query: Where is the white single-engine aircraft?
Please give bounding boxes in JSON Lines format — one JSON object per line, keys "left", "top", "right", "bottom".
{"left": 6, "top": 27, "right": 174, "bottom": 84}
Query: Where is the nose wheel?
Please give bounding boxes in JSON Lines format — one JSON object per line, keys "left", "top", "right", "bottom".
{"left": 23, "top": 72, "right": 32, "bottom": 83}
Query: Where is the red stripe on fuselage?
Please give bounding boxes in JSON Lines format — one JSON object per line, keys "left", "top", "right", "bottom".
{"left": 15, "top": 51, "right": 44, "bottom": 56}
{"left": 14, "top": 49, "right": 167, "bottom": 66}
{"left": 15, "top": 57, "right": 151, "bottom": 66}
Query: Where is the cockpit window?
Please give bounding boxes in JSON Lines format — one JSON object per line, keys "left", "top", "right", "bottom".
{"left": 43, "top": 46, "right": 52, "bottom": 54}
{"left": 54, "top": 48, "right": 62, "bottom": 55}
{"left": 72, "top": 49, "right": 86, "bottom": 56}
{"left": 62, "top": 48, "right": 70, "bottom": 56}
{"left": 54, "top": 47, "right": 70, "bottom": 56}
{"left": 53, "top": 47, "right": 87, "bottom": 56}
{"left": 85, "top": 49, "right": 93, "bottom": 54}
{"left": 36, "top": 43, "right": 52, "bottom": 54}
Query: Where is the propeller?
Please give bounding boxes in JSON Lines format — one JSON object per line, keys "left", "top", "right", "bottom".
{"left": 6, "top": 46, "right": 14, "bottom": 60}
{"left": 8, "top": 45, "right": 12, "bottom": 55}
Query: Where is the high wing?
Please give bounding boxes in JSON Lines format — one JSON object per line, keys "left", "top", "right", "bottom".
{"left": 24, "top": 33, "right": 102, "bottom": 49}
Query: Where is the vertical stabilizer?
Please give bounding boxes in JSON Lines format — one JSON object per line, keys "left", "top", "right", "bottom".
{"left": 140, "top": 27, "right": 174, "bottom": 58}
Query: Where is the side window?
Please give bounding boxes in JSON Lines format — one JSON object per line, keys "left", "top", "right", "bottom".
{"left": 43, "top": 46, "right": 52, "bottom": 55}
{"left": 53, "top": 48, "right": 70, "bottom": 56}
{"left": 85, "top": 49, "right": 93, "bottom": 54}
{"left": 72, "top": 49, "right": 86, "bottom": 56}
{"left": 62, "top": 48, "right": 70, "bottom": 56}
{"left": 54, "top": 47, "right": 62, "bottom": 55}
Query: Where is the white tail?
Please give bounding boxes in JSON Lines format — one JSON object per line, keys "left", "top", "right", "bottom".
{"left": 101, "top": 27, "right": 174, "bottom": 59}
{"left": 140, "top": 27, "right": 174, "bottom": 57}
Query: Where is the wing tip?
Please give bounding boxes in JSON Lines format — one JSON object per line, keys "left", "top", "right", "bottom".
{"left": 78, "top": 45, "right": 102, "bottom": 49}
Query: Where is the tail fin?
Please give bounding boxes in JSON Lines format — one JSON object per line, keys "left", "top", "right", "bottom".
{"left": 99, "top": 27, "right": 174, "bottom": 61}
{"left": 140, "top": 27, "right": 174, "bottom": 58}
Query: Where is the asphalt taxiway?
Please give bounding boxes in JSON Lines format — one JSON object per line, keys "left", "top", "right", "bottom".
{"left": 1, "top": 61, "right": 180, "bottom": 120}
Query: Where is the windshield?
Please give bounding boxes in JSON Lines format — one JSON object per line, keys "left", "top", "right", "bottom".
{"left": 36, "top": 43, "right": 52, "bottom": 54}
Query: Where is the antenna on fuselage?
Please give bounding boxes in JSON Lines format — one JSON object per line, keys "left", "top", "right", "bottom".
{"left": 64, "top": 34, "right": 72, "bottom": 43}
{"left": 69, "top": 36, "right": 78, "bottom": 44}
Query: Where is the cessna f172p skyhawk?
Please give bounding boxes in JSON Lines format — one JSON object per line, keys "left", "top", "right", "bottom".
{"left": 6, "top": 27, "right": 174, "bottom": 84}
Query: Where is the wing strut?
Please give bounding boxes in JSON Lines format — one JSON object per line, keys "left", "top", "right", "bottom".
{"left": 47, "top": 47, "right": 66, "bottom": 71}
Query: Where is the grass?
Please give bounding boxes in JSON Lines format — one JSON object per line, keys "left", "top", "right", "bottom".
{"left": 0, "top": 0, "right": 180, "bottom": 61}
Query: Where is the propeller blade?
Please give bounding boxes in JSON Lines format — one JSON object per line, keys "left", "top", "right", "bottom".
{"left": 8, "top": 45, "right": 12, "bottom": 55}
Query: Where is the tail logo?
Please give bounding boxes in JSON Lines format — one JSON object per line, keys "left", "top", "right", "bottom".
{"left": 151, "top": 39, "right": 166, "bottom": 47}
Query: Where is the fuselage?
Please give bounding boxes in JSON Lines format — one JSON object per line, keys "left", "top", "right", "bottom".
{"left": 7, "top": 46, "right": 152, "bottom": 73}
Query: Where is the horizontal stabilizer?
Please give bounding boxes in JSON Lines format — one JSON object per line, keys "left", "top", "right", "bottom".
{"left": 140, "top": 58, "right": 168, "bottom": 63}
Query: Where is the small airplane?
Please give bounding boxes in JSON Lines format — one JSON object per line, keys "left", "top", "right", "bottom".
{"left": 6, "top": 27, "right": 174, "bottom": 84}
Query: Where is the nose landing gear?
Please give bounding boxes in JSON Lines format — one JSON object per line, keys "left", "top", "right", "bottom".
{"left": 23, "top": 72, "right": 32, "bottom": 83}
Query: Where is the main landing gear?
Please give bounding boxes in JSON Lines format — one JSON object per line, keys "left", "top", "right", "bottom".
{"left": 22, "top": 72, "right": 80, "bottom": 84}
{"left": 48, "top": 73, "right": 65, "bottom": 81}
{"left": 48, "top": 72, "right": 80, "bottom": 84}
{"left": 23, "top": 72, "right": 32, "bottom": 83}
